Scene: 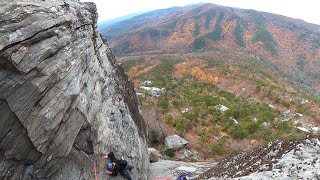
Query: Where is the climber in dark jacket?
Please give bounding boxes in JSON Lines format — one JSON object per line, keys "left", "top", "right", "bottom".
{"left": 103, "top": 152, "right": 134, "bottom": 180}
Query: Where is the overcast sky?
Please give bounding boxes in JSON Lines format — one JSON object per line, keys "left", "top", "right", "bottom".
{"left": 80, "top": 0, "right": 319, "bottom": 25}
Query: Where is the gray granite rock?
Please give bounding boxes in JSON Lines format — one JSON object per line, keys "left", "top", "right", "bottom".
{"left": 235, "top": 138, "right": 320, "bottom": 180}
{"left": 175, "top": 149, "right": 199, "bottom": 161}
{"left": 149, "top": 160, "right": 217, "bottom": 179}
{"left": 148, "top": 148, "right": 161, "bottom": 163}
{"left": 0, "top": 0, "right": 148, "bottom": 179}
{"left": 165, "top": 134, "right": 189, "bottom": 150}
{"left": 197, "top": 137, "right": 320, "bottom": 180}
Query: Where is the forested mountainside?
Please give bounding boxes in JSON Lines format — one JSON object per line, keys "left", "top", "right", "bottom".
{"left": 100, "top": 2, "right": 320, "bottom": 166}
{"left": 102, "top": 3, "right": 320, "bottom": 96}
{"left": 119, "top": 54, "right": 320, "bottom": 161}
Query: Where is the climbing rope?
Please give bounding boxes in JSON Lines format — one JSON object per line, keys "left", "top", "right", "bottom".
{"left": 74, "top": 144, "right": 106, "bottom": 180}
{"left": 94, "top": 161, "right": 98, "bottom": 180}
{"left": 75, "top": 144, "right": 94, "bottom": 162}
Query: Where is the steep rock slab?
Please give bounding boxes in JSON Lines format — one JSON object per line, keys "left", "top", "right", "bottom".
{"left": 149, "top": 160, "right": 217, "bottom": 179}
{"left": 197, "top": 136, "right": 320, "bottom": 179}
{"left": 0, "top": 0, "right": 148, "bottom": 179}
{"left": 235, "top": 138, "right": 320, "bottom": 179}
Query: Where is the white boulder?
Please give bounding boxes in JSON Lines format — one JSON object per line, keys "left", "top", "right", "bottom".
{"left": 148, "top": 148, "right": 161, "bottom": 163}
{"left": 164, "top": 134, "right": 189, "bottom": 150}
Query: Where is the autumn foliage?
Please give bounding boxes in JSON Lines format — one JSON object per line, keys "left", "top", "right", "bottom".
{"left": 174, "top": 60, "right": 202, "bottom": 76}
{"left": 174, "top": 60, "right": 219, "bottom": 84}
{"left": 191, "top": 67, "right": 219, "bottom": 84}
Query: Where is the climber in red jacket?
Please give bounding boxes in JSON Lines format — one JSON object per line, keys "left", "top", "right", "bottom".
{"left": 103, "top": 152, "right": 134, "bottom": 180}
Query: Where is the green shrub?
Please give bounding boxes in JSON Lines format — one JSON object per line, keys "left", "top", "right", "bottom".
{"left": 210, "top": 136, "right": 228, "bottom": 155}
{"left": 165, "top": 149, "right": 175, "bottom": 157}
{"left": 137, "top": 95, "right": 144, "bottom": 104}
{"left": 218, "top": 135, "right": 229, "bottom": 144}
{"left": 228, "top": 121, "right": 260, "bottom": 139}
{"left": 182, "top": 112, "right": 199, "bottom": 122}
{"left": 137, "top": 59, "right": 181, "bottom": 87}
{"left": 121, "top": 59, "right": 144, "bottom": 70}
{"left": 276, "top": 121, "right": 292, "bottom": 132}
{"left": 258, "top": 70, "right": 273, "bottom": 80}
{"left": 285, "top": 133, "right": 307, "bottom": 141}
{"left": 172, "top": 100, "right": 182, "bottom": 108}
{"left": 165, "top": 115, "right": 174, "bottom": 125}
{"left": 218, "top": 90, "right": 236, "bottom": 101}
{"left": 257, "top": 128, "right": 273, "bottom": 139}
{"left": 257, "top": 110, "right": 278, "bottom": 122}
{"left": 189, "top": 95, "right": 204, "bottom": 107}
{"left": 158, "top": 97, "right": 169, "bottom": 113}
{"left": 225, "top": 108, "right": 251, "bottom": 120}
{"left": 157, "top": 144, "right": 166, "bottom": 151}
{"left": 282, "top": 101, "right": 291, "bottom": 108}
{"left": 208, "top": 108, "right": 220, "bottom": 116}
{"left": 174, "top": 117, "right": 193, "bottom": 134}
{"left": 256, "top": 84, "right": 262, "bottom": 92}
{"left": 211, "top": 143, "right": 224, "bottom": 155}
{"left": 198, "top": 134, "right": 210, "bottom": 145}
{"left": 204, "top": 96, "right": 219, "bottom": 106}
{"left": 275, "top": 98, "right": 281, "bottom": 104}
{"left": 228, "top": 125, "right": 247, "bottom": 139}
{"left": 222, "top": 117, "right": 235, "bottom": 130}
{"left": 210, "top": 125, "right": 220, "bottom": 135}
{"left": 205, "top": 58, "right": 224, "bottom": 68}
{"left": 295, "top": 122, "right": 302, "bottom": 127}
{"left": 149, "top": 129, "right": 160, "bottom": 144}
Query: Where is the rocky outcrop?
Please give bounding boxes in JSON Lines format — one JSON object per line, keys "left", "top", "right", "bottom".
{"left": 175, "top": 149, "right": 199, "bottom": 161}
{"left": 164, "top": 134, "right": 189, "bottom": 150}
{"left": 149, "top": 137, "right": 320, "bottom": 179}
{"left": 197, "top": 136, "right": 320, "bottom": 179}
{"left": 148, "top": 148, "right": 160, "bottom": 163}
{"left": 0, "top": 0, "right": 148, "bottom": 179}
{"left": 236, "top": 138, "right": 320, "bottom": 180}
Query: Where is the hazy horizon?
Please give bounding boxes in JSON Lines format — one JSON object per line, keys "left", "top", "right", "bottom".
{"left": 81, "top": 0, "right": 320, "bottom": 25}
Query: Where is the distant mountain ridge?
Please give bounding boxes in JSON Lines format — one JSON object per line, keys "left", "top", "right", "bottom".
{"left": 100, "top": 3, "right": 320, "bottom": 95}
{"left": 98, "top": 11, "right": 148, "bottom": 30}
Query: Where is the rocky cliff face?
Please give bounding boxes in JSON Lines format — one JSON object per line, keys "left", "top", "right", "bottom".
{"left": 0, "top": 0, "right": 148, "bottom": 179}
